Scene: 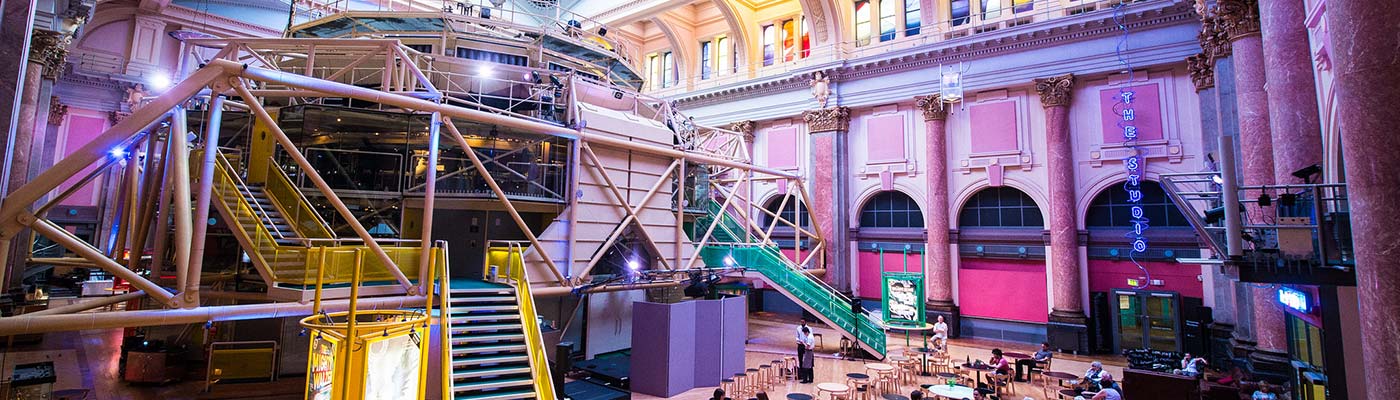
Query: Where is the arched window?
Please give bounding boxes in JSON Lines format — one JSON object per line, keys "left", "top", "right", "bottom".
{"left": 762, "top": 195, "right": 811, "bottom": 228}
{"left": 854, "top": 1, "right": 872, "bottom": 46}
{"left": 958, "top": 187, "right": 1043, "bottom": 228}
{"left": 1085, "top": 181, "right": 1191, "bottom": 228}
{"left": 859, "top": 191, "right": 924, "bottom": 228}
{"left": 761, "top": 24, "right": 776, "bottom": 66}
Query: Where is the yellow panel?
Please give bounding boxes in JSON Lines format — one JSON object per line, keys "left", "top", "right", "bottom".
{"left": 247, "top": 108, "right": 279, "bottom": 184}
{"left": 210, "top": 348, "right": 276, "bottom": 380}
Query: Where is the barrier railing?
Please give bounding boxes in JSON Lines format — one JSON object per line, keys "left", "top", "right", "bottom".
{"left": 486, "top": 241, "right": 556, "bottom": 400}
{"left": 264, "top": 156, "right": 336, "bottom": 240}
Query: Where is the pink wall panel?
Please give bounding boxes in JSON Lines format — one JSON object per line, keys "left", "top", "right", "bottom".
{"left": 865, "top": 114, "right": 906, "bottom": 163}
{"left": 77, "top": 21, "right": 131, "bottom": 54}
{"left": 58, "top": 113, "right": 108, "bottom": 206}
{"left": 780, "top": 248, "right": 802, "bottom": 263}
{"left": 1086, "top": 259, "right": 1202, "bottom": 299}
{"left": 767, "top": 127, "right": 798, "bottom": 170}
{"left": 969, "top": 101, "right": 1018, "bottom": 154}
{"left": 957, "top": 258, "right": 1048, "bottom": 323}
{"left": 858, "top": 250, "right": 924, "bottom": 299}
{"left": 1099, "top": 83, "right": 1164, "bottom": 143}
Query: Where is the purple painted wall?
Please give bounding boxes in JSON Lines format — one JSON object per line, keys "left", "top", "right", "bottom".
{"left": 721, "top": 296, "right": 748, "bottom": 377}
{"left": 969, "top": 101, "right": 1019, "bottom": 154}
{"left": 630, "top": 301, "right": 697, "bottom": 397}
{"left": 1098, "top": 83, "right": 1164, "bottom": 143}
{"left": 865, "top": 114, "right": 906, "bottom": 163}
{"left": 693, "top": 299, "right": 724, "bottom": 386}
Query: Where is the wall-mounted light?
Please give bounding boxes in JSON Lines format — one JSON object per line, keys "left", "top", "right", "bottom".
{"left": 938, "top": 62, "right": 968, "bottom": 104}
{"left": 149, "top": 73, "right": 171, "bottom": 91}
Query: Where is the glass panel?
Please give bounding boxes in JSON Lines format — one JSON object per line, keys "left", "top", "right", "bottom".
{"left": 1145, "top": 295, "right": 1177, "bottom": 351}
{"left": 879, "top": 0, "right": 897, "bottom": 41}
{"left": 662, "top": 52, "right": 674, "bottom": 87}
{"left": 1013, "top": 0, "right": 1033, "bottom": 13}
{"left": 800, "top": 17, "right": 811, "bottom": 57}
{"left": 762, "top": 25, "right": 775, "bottom": 65}
{"left": 716, "top": 37, "right": 730, "bottom": 75}
{"left": 951, "top": 0, "right": 971, "bottom": 26}
{"left": 700, "top": 41, "right": 711, "bottom": 79}
{"left": 1117, "top": 294, "right": 1142, "bottom": 349}
{"left": 855, "top": 1, "right": 872, "bottom": 45}
{"left": 981, "top": 0, "right": 1003, "bottom": 19}
{"left": 904, "top": 0, "right": 920, "bottom": 36}
{"left": 782, "top": 19, "right": 796, "bottom": 62}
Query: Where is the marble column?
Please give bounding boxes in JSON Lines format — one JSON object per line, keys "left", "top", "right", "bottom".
{"left": 3, "top": 29, "right": 66, "bottom": 289}
{"left": 1216, "top": 0, "right": 1289, "bottom": 364}
{"left": 802, "top": 106, "right": 851, "bottom": 291}
{"left": 1328, "top": 0, "right": 1400, "bottom": 398}
{"left": 915, "top": 95, "right": 957, "bottom": 332}
{"left": 1035, "top": 74, "right": 1087, "bottom": 347}
{"left": 1259, "top": 0, "right": 1323, "bottom": 183}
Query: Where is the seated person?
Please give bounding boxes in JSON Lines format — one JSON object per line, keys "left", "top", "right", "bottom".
{"left": 1083, "top": 361, "right": 1108, "bottom": 388}
{"left": 1015, "top": 342, "right": 1053, "bottom": 382}
{"left": 984, "top": 349, "right": 1011, "bottom": 386}
{"left": 932, "top": 315, "right": 949, "bottom": 350}
{"left": 1177, "top": 353, "right": 1208, "bottom": 377}
{"left": 1252, "top": 383, "right": 1280, "bottom": 400}
{"left": 1077, "top": 376, "right": 1122, "bottom": 400}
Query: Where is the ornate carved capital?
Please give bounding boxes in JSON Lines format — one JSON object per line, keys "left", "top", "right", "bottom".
{"left": 915, "top": 94, "right": 949, "bottom": 121}
{"left": 1186, "top": 53, "right": 1215, "bottom": 91}
{"left": 28, "top": 30, "right": 71, "bottom": 80}
{"left": 1034, "top": 74, "right": 1076, "bottom": 108}
{"left": 109, "top": 111, "right": 131, "bottom": 125}
{"left": 802, "top": 106, "right": 850, "bottom": 133}
{"left": 728, "top": 120, "right": 755, "bottom": 140}
{"left": 1198, "top": 15, "right": 1232, "bottom": 62}
{"left": 48, "top": 97, "right": 67, "bottom": 126}
{"left": 1216, "top": 0, "right": 1261, "bottom": 40}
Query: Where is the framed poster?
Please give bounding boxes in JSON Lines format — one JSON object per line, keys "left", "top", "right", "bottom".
{"left": 306, "top": 335, "right": 338, "bottom": 400}
{"left": 362, "top": 331, "right": 423, "bottom": 400}
{"left": 881, "top": 272, "right": 925, "bottom": 326}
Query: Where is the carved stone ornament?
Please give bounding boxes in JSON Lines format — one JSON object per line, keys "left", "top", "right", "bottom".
{"left": 728, "top": 120, "right": 755, "bottom": 140}
{"left": 28, "top": 30, "right": 71, "bottom": 80}
{"left": 1215, "top": 0, "right": 1261, "bottom": 40}
{"left": 809, "top": 71, "right": 832, "bottom": 109}
{"left": 1034, "top": 74, "right": 1076, "bottom": 108}
{"left": 48, "top": 97, "right": 68, "bottom": 126}
{"left": 1186, "top": 53, "right": 1215, "bottom": 91}
{"left": 802, "top": 106, "right": 850, "bottom": 133}
{"left": 915, "top": 94, "right": 949, "bottom": 121}
{"left": 109, "top": 111, "right": 131, "bottom": 125}
{"left": 1197, "top": 15, "right": 1233, "bottom": 62}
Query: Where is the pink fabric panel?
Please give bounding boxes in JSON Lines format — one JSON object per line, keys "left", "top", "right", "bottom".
{"left": 957, "top": 257, "right": 1048, "bottom": 323}
{"left": 766, "top": 127, "right": 798, "bottom": 169}
{"left": 58, "top": 114, "right": 109, "bottom": 206}
{"left": 1086, "top": 259, "right": 1203, "bottom": 299}
{"left": 780, "top": 248, "right": 801, "bottom": 263}
{"left": 1099, "top": 83, "right": 1164, "bottom": 143}
{"left": 858, "top": 250, "right": 924, "bottom": 299}
{"left": 865, "top": 114, "right": 906, "bottom": 163}
{"left": 969, "top": 101, "right": 1018, "bottom": 154}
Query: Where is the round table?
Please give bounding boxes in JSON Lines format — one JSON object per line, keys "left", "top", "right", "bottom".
{"left": 928, "top": 384, "right": 976, "bottom": 399}
{"left": 1002, "top": 351, "right": 1032, "bottom": 360}
{"left": 960, "top": 363, "right": 996, "bottom": 386}
{"left": 816, "top": 382, "right": 851, "bottom": 400}
{"left": 787, "top": 394, "right": 815, "bottom": 400}
{"left": 1058, "top": 388, "right": 1081, "bottom": 399}
{"left": 915, "top": 348, "right": 941, "bottom": 375}
{"left": 1043, "top": 371, "right": 1079, "bottom": 388}
{"left": 867, "top": 363, "right": 897, "bottom": 394}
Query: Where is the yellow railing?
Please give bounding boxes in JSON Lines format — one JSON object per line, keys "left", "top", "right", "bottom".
{"left": 263, "top": 157, "right": 336, "bottom": 240}
{"left": 487, "top": 244, "right": 556, "bottom": 400}
{"left": 204, "top": 148, "right": 432, "bottom": 287}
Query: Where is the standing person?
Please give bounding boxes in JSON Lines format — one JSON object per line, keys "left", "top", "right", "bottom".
{"left": 795, "top": 321, "right": 810, "bottom": 379}
{"left": 798, "top": 326, "right": 816, "bottom": 383}
{"left": 1015, "top": 342, "right": 1053, "bottom": 382}
{"left": 932, "top": 315, "right": 949, "bottom": 351}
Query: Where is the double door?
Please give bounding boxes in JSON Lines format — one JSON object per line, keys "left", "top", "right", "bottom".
{"left": 1112, "top": 290, "right": 1181, "bottom": 352}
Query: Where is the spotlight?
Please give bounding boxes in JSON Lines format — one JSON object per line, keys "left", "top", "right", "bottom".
{"left": 1291, "top": 164, "right": 1322, "bottom": 184}
{"left": 1204, "top": 205, "right": 1225, "bottom": 224}
{"left": 1258, "top": 193, "right": 1272, "bottom": 207}
{"left": 612, "top": 90, "right": 624, "bottom": 100}
{"left": 627, "top": 260, "right": 640, "bottom": 271}
{"left": 479, "top": 7, "right": 491, "bottom": 19}
{"left": 150, "top": 73, "right": 171, "bottom": 90}
{"left": 108, "top": 147, "right": 128, "bottom": 159}
{"left": 1279, "top": 193, "right": 1297, "bottom": 207}
{"left": 1211, "top": 175, "right": 1223, "bottom": 185}
{"left": 477, "top": 65, "right": 494, "bottom": 77}
{"left": 597, "top": 27, "right": 608, "bottom": 37}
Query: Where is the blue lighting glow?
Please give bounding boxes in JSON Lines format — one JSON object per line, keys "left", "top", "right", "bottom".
{"left": 1278, "top": 287, "right": 1309, "bottom": 313}
{"left": 627, "top": 260, "right": 640, "bottom": 271}
{"left": 1113, "top": 0, "right": 1149, "bottom": 289}
{"left": 108, "top": 147, "right": 127, "bottom": 159}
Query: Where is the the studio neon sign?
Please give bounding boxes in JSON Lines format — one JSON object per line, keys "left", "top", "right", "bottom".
{"left": 1120, "top": 90, "right": 1149, "bottom": 258}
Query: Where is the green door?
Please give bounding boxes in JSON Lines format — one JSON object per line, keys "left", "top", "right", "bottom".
{"left": 1113, "top": 290, "right": 1181, "bottom": 352}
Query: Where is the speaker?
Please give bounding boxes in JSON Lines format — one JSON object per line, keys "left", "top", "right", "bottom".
{"left": 1182, "top": 301, "right": 1210, "bottom": 357}
{"left": 1088, "top": 292, "right": 1113, "bottom": 353}
{"left": 554, "top": 341, "right": 573, "bottom": 398}
{"left": 597, "top": 27, "right": 608, "bottom": 37}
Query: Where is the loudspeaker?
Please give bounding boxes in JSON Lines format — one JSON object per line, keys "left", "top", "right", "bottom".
{"left": 1088, "top": 292, "right": 1113, "bottom": 353}
{"left": 554, "top": 341, "right": 573, "bottom": 398}
{"left": 597, "top": 27, "right": 608, "bottom": 37}
{"left": 1182, "top": 302, "right": 1210, "bottom": 357}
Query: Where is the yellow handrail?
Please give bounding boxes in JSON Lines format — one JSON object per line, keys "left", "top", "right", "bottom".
{"left": 491, "top": 244, "right": 556, "bottom": 399}
{"left": 263, "top": 156, "right": 336, "bottom": 240}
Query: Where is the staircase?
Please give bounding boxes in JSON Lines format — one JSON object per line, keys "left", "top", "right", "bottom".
{"left": 446, "top": 283, "right": 537, "bottom": 400}
{"left": 696, "top": 201, "right": 888, "bottom": 358}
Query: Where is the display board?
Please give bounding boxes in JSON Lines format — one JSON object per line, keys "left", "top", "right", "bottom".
{"left": 362, "top": 333, "right": 422, "bottom": 400}
{"left": 881, "top": 272, "right": 925, "bottom": 326}
{"left": 307, "top": 335, "right": 338, "bottom": 400}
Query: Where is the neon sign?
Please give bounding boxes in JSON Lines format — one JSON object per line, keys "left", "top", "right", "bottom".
{"left": 1278, "top": 287, "right": 1310, "bottom": 313}
{"left": 1113, "top": 0, "right": 1149, "bottom": 289}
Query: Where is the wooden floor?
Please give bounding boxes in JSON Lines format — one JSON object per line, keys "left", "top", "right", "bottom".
{"left": 636, "top": 312, "right": 1128, "bottom": 400}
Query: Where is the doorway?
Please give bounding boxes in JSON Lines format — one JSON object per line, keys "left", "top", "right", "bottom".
{"left": 1112, "top": 290, "right": 1181, "bottom": 352}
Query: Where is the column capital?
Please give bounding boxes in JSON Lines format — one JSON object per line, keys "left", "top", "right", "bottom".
{"left": 802, "top": 106, "right": 850, "bottom": 133}
{"left": 914, "top": 94, "right": 949, "bottom": 121}
{"left": 1198, "top": 15, "right": 1233, "bottom": 61}
{"left": 1034, "top": 74, "right": 1076, "bottom": 108}
{"left": 727, "top": 120, "right": 755, "bottom": 140}
{"left": 28, "top": 30, "right": 71, "bottom": 80}
{"left": 1187, "top": 53, "right": 1215, "bottom": 91}
{"left": 48, "top": 97, "right": 68, "bottom": 126}
{"left": 109, "top": 111, "right": 131, "bottom": 125}
{"left": 1216, "top": 0, "right": 1262, "bottom": 40}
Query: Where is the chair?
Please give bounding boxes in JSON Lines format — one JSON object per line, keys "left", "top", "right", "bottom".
{"left": 989, "top": 373, "right": 1015, "bottom": 398}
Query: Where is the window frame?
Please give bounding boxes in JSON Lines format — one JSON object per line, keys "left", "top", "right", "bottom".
{"left": 957, "top": 187, "right": 1044, "bottom": 228}
{"left": 859, "top": 191, "right": 925, "bottom": 229}
{"left": 699, "top": 40, "right": 712, "bottom": 80}
{"left": 854, "top": 0, "right": 873, "bottom": 46}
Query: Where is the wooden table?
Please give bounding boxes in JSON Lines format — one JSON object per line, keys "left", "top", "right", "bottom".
{"left": 928, "top": 384, "right": 976, "bottom": 399}
{"left": 816, "top": 382, "right": 851, "bottom": 400}
{"left": 867, "top": 363, "right": 897, "bottom": 394}
{"left": 915, "top": 348, "right": 941, "bottom": 375}
{"left": 1059, "top": 388, "right": 1081, "bottom": 399}
{"left": 1002, "top": 351, "right": 1032, "bottom": 360}
{"left": 960, "top": 363, "right": 996, "bottom": 385}
{"left": 1043, "top": 371, "right": 1079, "bottom": 387}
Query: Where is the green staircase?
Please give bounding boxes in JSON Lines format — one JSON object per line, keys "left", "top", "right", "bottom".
{"left": 694, "top": 202, "right": 887, "bottom": 358}
{"left": 446, "top": 283, "right": 537, "bottom": 400}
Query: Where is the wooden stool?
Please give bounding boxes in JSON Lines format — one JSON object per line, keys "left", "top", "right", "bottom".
{"left": 770, "top": 360, "right": 786, "bottom": 384}
{"left": 721, "top": 378, "right": 737, "bottom": 397}
{"left": 747, "top": 368, "right": 763, "bottom": 394}
{"left": 845, "top": 373, "right": 870, "bottom": 400}
{"left": 734, "top": 372, "right": 751, "bottom": 399}
{"left": 784, "top": 356, "right": 798, "bottom": 380}
{"left": 758, "top": 365, "right": 774, "bottom": 390}
{"left": 813, "top": 333, "right": 824, "bottom": 350}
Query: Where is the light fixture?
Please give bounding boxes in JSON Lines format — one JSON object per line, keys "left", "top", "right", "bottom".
{"left": 108, "top": 147, "right": 127, "bottom": 159}
{"left": 1211, "top": 174, "right": 1223, "bottom": 185}
{"left": 723, "top": 255, "right": 736, "bottom": 267}
{"left": 627, "top": 260, "right": 640, "bottom": 271}
{"left": 149, "top": 73, "right": 172, "bottom": 91}
{"left": 477, "top": 65, "right": 494, "bottom": 77}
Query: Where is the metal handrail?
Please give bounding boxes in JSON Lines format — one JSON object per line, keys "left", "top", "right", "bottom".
{"left": 266, "top": 156, "right": 338, "bottom": 240}
{"left": 210, "top": 149, "right": 291, "bottom": 240}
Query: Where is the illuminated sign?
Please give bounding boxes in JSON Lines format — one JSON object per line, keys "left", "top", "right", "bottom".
{"left": 1278, "top": 287, "right": 1310, "bottom": 313}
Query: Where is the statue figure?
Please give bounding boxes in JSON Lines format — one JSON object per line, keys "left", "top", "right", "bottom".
{"left": 809, "top": 71, "right": 831, "bottom": 108}
{"left": 125, "top": 83, "right": 149, "bottom": 110}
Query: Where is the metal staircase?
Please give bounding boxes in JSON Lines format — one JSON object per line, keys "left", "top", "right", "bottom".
{"left": 695, "top": 201, "right": 888, "bottom": 358}
{"left": 446, "top": 283, "right": 537, "bottom": 400}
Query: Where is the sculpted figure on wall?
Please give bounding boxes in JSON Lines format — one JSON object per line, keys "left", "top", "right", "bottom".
{"left": 809, "top": 71, "right": 831, "bottom": 109}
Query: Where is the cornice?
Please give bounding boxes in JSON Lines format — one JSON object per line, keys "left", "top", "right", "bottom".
{"left": 673, "top": 1, "right": 1194, "bottom": 109}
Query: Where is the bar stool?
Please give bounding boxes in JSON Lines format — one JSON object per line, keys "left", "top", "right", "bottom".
{"left": 734, "top": 372, "right": 751, "bottom": 399}
{"left": 845, "top": 373, "right": 870, "bottom": 400}
{"left": 783, "top": 356, "right": 798, "bottom": 381}
{"left": 747, "top": 368, "right": 763, "bottom": 394}
{"left": 722, "top": 377, "right": 738, "bottom": 397}
{"left": 758, "top": 365, "right": 774, "bottom": 390}
{"left": 770, "top": 360, "right": 786, "bottom": 385}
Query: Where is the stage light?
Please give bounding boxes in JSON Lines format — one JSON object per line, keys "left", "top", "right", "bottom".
{"left": 150, "top": 73, "right": 171, "bottom": 90}
{"left": 597, "top": 27, "right": 608, "bottom": 37}
{"left": 1211, "top": 175, "right": 1223, "bottom": 185}
{"left": 477, "top": 65, "right": 494, "bottom": 77}
{"left": 1204, "top": 205, "right": 1225, "bottom": 224}
{"left": 1258, "top": 193, "right": 1272, "bottom": 207}
{"left": 627, "top": 259, "right": 640, "bottom": 271}
{"left": 723, "top": 255, "right": 736, "bottom": 267}
{"left": 108, "top": 147, "right": 127, "bottom": 159}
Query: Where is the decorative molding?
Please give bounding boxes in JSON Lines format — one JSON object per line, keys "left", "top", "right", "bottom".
{"left": 914, "top": 94, "right": 949, "bottom": 121}
{"left": 1034, "top": 74, "right": 1076, "bottom": 108}
{"left": 672, "top": 2, "right": 1195, "bottom": 109}
{"left": 29, "top": 30, "right": 72, "bottom": 80}
{"left": 1186, "top": 53, "right": 1214, "bottom": 91}
{"left": 1215, "top": 0, "right": 1261, "bottom": 40}
{"left": 48, "top": 97, "right": 68, "bottom": 126}
{"left": 802, "top": 106, "right": 849, "bottom": 133}
{"left": 108, "top": 111, "right": 130, "bottom": 125}
{"left": 727, "top": 120, "right": 755, "bottom": 140}
{"left": 1197, "top": 15, "right": 1232, "bottom": 61}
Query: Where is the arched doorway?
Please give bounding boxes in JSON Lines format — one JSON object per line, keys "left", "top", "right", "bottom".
{"left": 854, "top": 190, "right": 924, "bottom": 300}
{"left": 956, "top": 187, "right": 1048, "bottom": 336}
{"left": 1083, "top": 181, "right": 1202, "bottom": 353}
